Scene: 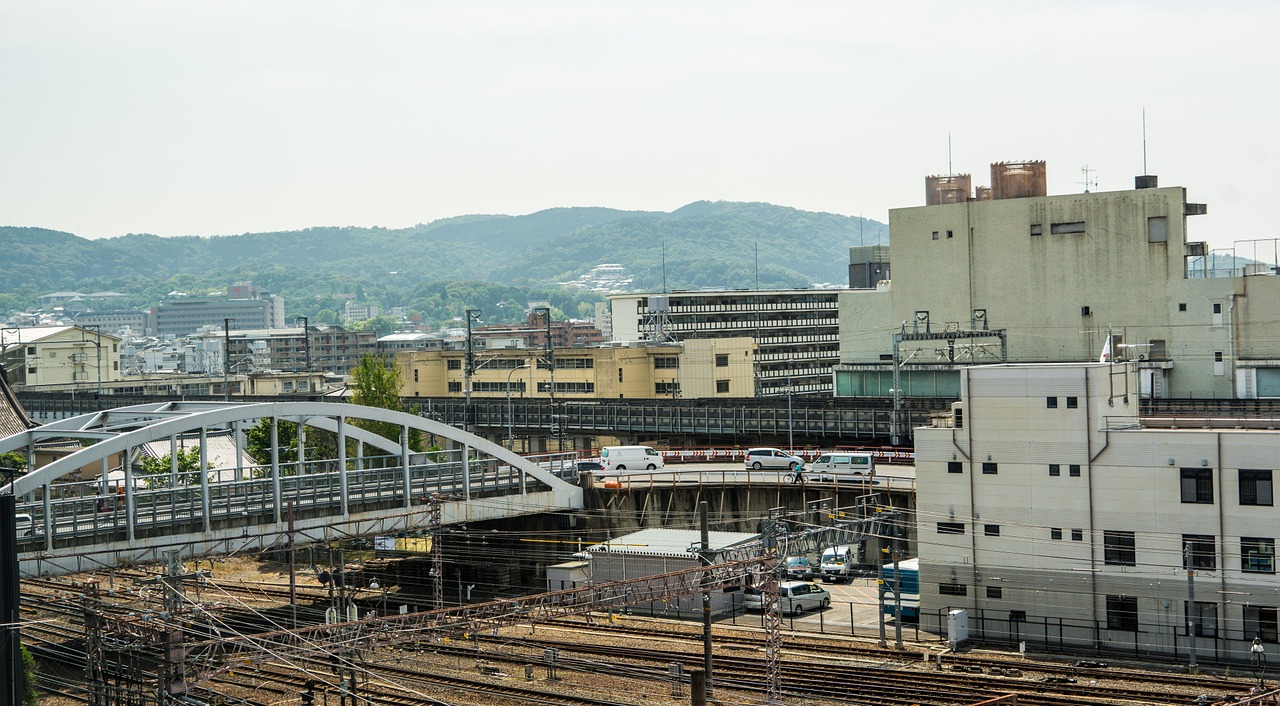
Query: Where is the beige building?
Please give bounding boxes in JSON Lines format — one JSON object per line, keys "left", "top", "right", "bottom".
{"left": 915, "top": 362, "right": 1280, "bottom": 658}
{"left": 0, "top": 326, "right": 122, "bottom": 389}
{"left": 395, "top": 339, "right": 755, "bottom": 400}
{"left": 836, "top": 164, "right": 1280, "bottom": 399}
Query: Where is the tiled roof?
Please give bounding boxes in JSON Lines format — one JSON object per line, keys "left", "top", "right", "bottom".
{"left": 0, "top": 364, "right": 35, "bottom": 437}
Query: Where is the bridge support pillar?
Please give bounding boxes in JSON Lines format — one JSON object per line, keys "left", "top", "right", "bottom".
{"left": 462, "top": 444, "right": 471, "bottom": 500}
{"left": 270, "top": 419, "right": 282, "bottom": 524}
{"left": 199, "top": 427, "right": 211, "bottom": 532}
{"left": 400, "top": 425, "right": 411, "bottom": 509}
{"left": 124, "top": 455, "right": 136, "bottom": 542}
{"left": 337, "top": 417, "right": 349, "bottom": 516}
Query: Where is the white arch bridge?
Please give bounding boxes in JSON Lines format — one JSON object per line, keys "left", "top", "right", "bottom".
{"left": 0, "top": 401, "right": 584, "bottom": 577}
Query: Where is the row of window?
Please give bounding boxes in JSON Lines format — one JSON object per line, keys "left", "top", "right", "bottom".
{"left": 1183, "top": 468, "right": 1273, "bottom": 505}
{"left": 1045, "top": 396, "right": 1079, "bottom": 409}
{"left": 1102, "top": 531, "right": 1275, "bottom": 573}
{"left": 1106, "top": 598, "right": 1277, "bottom": 640}
{"left": 1028, "top": 221, "right": 1086, "bottom": 236}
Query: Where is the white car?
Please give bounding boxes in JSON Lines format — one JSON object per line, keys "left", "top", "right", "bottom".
{"left": 743, "top": 580, "right": 831, "bottom": 615}
{"left": 744, "top": 447, "right": 804, "bottom": 471}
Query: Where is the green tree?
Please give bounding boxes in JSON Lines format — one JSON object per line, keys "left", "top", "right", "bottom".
{"left": 0, "top": 451, "right": 27, "bottom": 477}
{"left": 21, "top": 643, "right": 38, "bottom": 706}
{"left": 136, "top": 447, "right": 206, "bottom": 488}
{"left": 349, "top": 353, "right": 405, "bottom": 445}
{"left": 351, "top": 315, "right": 399, "bottom": 339}
{"left": 244, "top": 418, "right": 300, "bottom": 466}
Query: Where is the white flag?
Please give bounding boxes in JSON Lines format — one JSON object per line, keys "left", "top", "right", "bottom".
{"left": 1099, "top": 335, "right": 1112, "bottom": 363}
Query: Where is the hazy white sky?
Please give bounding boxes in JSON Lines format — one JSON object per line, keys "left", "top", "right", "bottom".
{"left": 1, "top": 1, "right": 1274, "bottom": 251}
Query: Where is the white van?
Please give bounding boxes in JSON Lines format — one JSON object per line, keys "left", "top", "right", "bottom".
{"left": 600, "top": 446, "right": 664, "bottom": 471}
{"left": 14, "top": 513, "right": 35, "bottom": 537}
{"left": 819, "top": 545, "right": 857, "bottom": 583}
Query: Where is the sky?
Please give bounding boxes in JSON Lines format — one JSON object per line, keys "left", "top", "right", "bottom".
{"left": 1, "top": 1, "right": 1275, "bottom": 252}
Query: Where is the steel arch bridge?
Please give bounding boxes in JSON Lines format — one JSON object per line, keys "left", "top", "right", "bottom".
{"left": 0, "top": 401, "right": 583, "bottom": 577}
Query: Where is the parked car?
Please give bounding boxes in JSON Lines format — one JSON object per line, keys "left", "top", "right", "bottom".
{"left": 809, "top": 452, "right": 875, "bottom": 476}
{"left": 576, "top": 460, "right": 604, "bottom": 472}
{"left": 743, "top": 580, "right": 831, "bottom": 615}
{"left": 819, "top": 545, "right": 857, "bottom": 583}
{"left": 782, "top": 555, "right": 812, "bottom": 579}
{"left": 744, "top": 447, "right": 804, "bottom": 471}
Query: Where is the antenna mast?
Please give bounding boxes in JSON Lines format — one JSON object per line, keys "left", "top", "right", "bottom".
{"left": 1142, "top": 108, "right": 1148, "bottom": 175}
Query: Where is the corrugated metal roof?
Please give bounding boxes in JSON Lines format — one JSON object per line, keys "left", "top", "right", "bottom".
{"left": 588, "top": 528, "right": 759, "bottom": 557}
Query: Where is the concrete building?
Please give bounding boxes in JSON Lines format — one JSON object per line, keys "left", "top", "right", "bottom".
{"left": 71, "top": 309, "right": 150, "bottom": 338}
{"left": 835, "top": 163, "right": 1280, "bottom": 400}
{"left": 197, "top": 326, "right": 377, "bottom": 375}
{"left": 915, "top": 362, "right": 1280, "bottom": 659}
{"left": 152, "top": 288, "right": 285, "bottom": 338}
{"left": 394, "top": 338, "right": 756, "bottom": 400}
{"left": 0, "top": 326, "right": 122, "bottom": 389}
{"left": 609, "top": 289, "right": 840, "bottom": 396}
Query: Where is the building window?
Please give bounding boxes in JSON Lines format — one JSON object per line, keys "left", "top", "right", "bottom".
{"left": 1241, "top": 470, "right": 1274, "bottom": 506}
{"left": 447, "top": 359, "right": 461, "bottom": 370}
{"left": 986, "top": 586, "right": 1003, "bottom": 599}
{"left": 1243, "top": 538, "right": 1276, "bottom": 574}
{"left": 1049, "top": 464, "right": 1061, "bottom": 477}
{"left": 1066, "top": 396, "right": 1078, "bottom": 408}
{"left": 946, "top": 230, "right": 954, "bottom": 239}
{"left": 654, "top": 356, "right": 679, "bottom": 369}
{"left": 1051, "top": 221, "right": 1086, "bottom": 235}
{"left": 1181, "top": 468, "right": 1214, "bottom": 504}
{"left": 447, "top": 381, "right": 461, "bottom": 392}
{"left": 1030, "top": 224, "right": 1043, "bottom": 236}
{"left": 1178, "top": 303, "right": 1187, "bottom": 312}
{"left": 1046, "top": 396, "right": 1058, "bottom": 409}
{"left": 984, "top": 524, "right": 1000, "bottom": 537}
{"left": 1069, "top": 464, "right": 1081, "bottom": 477}
{"left": 1245, "top": 606, "right": 1279, "bottom": 643}
{"left": 982, "top": 462, "right": 998, "bottom": 475}
{"left": 655, "top": 382, "right": 678, "bottom": 395}
{"left": 1185, "top": 601, "right": 1218, "bottom": 637}
{"left": 26, "top": 346, "right": 35, "bottom": 355}
{"left": 1071, "top": 529, "right": 1084, "bottom": 541}
{"left": 413, "top": 369, "right": 419, "bottom": 383}
{"left": 1147, "top": 216, "right": 1168, "bottom": 243}
{"left": 947, "top": 461, "right": 963, "bottom": 474}
{"left": 1104, "top": 531, "right": 1136, "bottom": 566}
{"left": 715, "top": 354, "right": 729, "bottom": 367}
{"left": 1106, "top": 595, "right": 1139, "bottom": 631}
{"left": 939, "top": 583, "right": 967, "bottom": 596}
{"left": 932, "top": 231, "right": 939, "bottom": 240}
{"left": 1182, "top": 534, "right": 1217, "bottom": 571}
{"left": 937, "top": 522, "right": 965, "bottom": 535}
{"left": 26, "top": 366, "right": 35, "bottom": 375}
{"left": 714, "top": 379, "right": 730, "bottom": 394}
{"left": 1051, "top": 528, "right": 1063, "bottom": 540}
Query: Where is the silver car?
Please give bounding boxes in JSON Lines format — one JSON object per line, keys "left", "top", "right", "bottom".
{"left": 743, "top": 580, "right": 832, "bottom": 615}
{"left": 744, "top": 447, "right": 804, "bottom": 471}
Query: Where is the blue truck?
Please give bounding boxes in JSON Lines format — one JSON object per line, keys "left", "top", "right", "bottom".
{"left": 881, "top": 557, "right": 919, "bottom": 620}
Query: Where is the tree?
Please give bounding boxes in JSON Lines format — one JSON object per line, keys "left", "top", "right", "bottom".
{"left": 136, "top": 447, "right": 206, "bottom": 488}
{"left": 21, "top": 643, "right": 37, "bottom": 706}
{"left": 244, "top": 418, "right": 300, "bottom": 466}
{"left": 349, "top": 353, "right": 405, "bottom": 445}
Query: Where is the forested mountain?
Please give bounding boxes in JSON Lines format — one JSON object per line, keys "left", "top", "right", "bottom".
{"left": 0, "top": 202, "right": 886, "bottom": 327}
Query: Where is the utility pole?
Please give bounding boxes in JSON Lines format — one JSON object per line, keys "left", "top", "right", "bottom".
{"left": 464, "top": 309, "right": 481, "bottom": 405}
{"left": 1186, "top": 542, "right": 1198, "bottom": 672}
{"left": 297, "top": 315, "right": 312, "bottom": 376}
{"left": 535, "top": 306, "right": 554, "bottom": 402}
{"left": 223, "top": 318, "right": 233, "bottom": 401}
{"left": 698, "top": 501, "right": 713, "bottom": 700}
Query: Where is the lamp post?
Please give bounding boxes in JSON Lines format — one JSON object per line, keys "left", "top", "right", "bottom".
{"left": 506, "top": 364, "right": 530, "bottom": 446}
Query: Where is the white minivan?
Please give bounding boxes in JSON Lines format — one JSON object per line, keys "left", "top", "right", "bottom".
{"left": 600, "top": 446, "right": 664, "bottom": 471}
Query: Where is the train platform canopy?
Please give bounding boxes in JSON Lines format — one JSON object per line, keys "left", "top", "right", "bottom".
{"left": 586, "top": 528, "right": 759, "bottom": 557}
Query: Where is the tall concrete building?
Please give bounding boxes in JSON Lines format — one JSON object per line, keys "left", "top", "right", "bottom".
{"left": 0, "top": 326, "right": 122, "bottom": 389}
{"left": 835, "top": 163, "right": 1280, "bottom": 400}
{"left": 152, "top": 286, "right": 285, "bottom": 338}
{"left": 915, "top": 362, "right": 1280, "bottom": 657}
{"left": 609, "top": 289, "right": 840, "bottom": 396}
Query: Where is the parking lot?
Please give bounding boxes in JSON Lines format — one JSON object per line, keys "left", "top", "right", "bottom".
{"left": 715, "top": 576, "right": 927, "bottom": 641}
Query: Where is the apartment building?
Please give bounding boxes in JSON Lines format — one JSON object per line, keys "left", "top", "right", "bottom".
{"left": 198, "top": 326, "right": 377, "bottom": 375}
{"left": 835, "top": 163, "right": 1280, "bottom": 400}
{"left": 915, "top": 362, "right": 1280, "bottom": 658}
{"left": 608, "top": 290, "right": 839, "bottom": 396}
{"left": 0, "top": 326, "right": 122, "bottom": 388}
{"left": 152, "top": 287, "right": 285, "bottom": 338}
{"left": 395, "top": 338, "right": 755, "bottom": 400}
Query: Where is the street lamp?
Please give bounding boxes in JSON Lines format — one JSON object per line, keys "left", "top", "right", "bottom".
{"left": 507, "top": 364, "right": 530, "bottom": 446}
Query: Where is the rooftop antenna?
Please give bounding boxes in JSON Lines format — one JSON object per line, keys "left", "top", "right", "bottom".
{"left": 755, "top": 242, "right": 759, "bottom": 291}
{"left": 662, "top": 240, "right": 668, "bottom": 293}
{"left": 1142, "top": 107, "right": 1148, "bottom": 175}
{"left": 1079, "top": 165, "right": 1098, "bottom": 193}
{"left": 947, "top": 132, "right": 953, "bottom": 176}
